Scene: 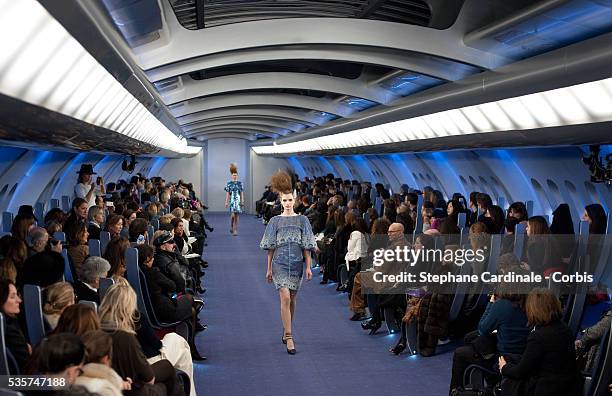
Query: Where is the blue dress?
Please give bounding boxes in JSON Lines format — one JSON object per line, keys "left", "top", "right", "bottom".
{"left": 224, "top": 181, "right": 243, "bottom": 213}
{"left": 260, "top": 215, "right": 317, "bottom": 291}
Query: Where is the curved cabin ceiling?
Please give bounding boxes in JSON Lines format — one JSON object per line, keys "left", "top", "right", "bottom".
{"left": 6, "top": 0, "right": 612, "bottom": 155}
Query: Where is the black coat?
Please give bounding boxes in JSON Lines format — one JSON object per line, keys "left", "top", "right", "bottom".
{"left": 5, "top": 315, "right": 29, "bottom": 372}
{"left": 73, "top": 280, "right": 100, "bottom": 304}
{"left": 141, "top": 266, "right": 191, "bottom": 323}
{"left": 153, "top": 250, "right": 187, "bottom": 293}
{"left": 501, "top": 320, "right": 582, "bottom": 396}
{"left": 18, "top": 251, "right": 65, "bottom": 289}
{"left": 88, "top": 222, "right": 101, "bottom": 240}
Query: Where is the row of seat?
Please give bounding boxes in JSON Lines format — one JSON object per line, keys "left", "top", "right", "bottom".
{"left": 0, "top": 195, "right": 171, "bottom": 233}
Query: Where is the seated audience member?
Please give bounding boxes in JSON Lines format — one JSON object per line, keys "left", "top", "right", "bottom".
{"left": 0, "top": 236, "right": 27, "bottom": 283}
{"left": 107, "top": 276, "right": 202, "bottom": 389}
{"left": 449, "top": 282, "right": 529, "bottom": 392}
{"left": 44, "top": 208, "right": 67, "bottom": 231}
{"left": 67, "top": 222, "right": 90, "bottom": 275}
{"left": 43, "top": 281, "right": 76, "bottom": 330}
{"left": 136, "top": 244, "right": 193, "bottom": 324}
{"left": 583, "top": 203, "right": 607, "bottom": 235}
{"left": 64, "top": 198, "right": 89, "bottom": 237}
{"left": 105, "top": 215, "right": 125, "bottom": 239}
{"left": 99, "top": 283, "right": 182, "bottom": 396}
{"left": 502, "top": 218, "right": 519, "bottom": 254}
{"left": 147, "top": 203, "right": 160, "bottom": 222}
{"left": 181, "top": 209, "right": 192, "bottom": 237}
{"left": 421, "top": 201, "right": 435, "bottom": 232}
{"left": 159, "top": 214, "right": 174, "bottom": 231}
{"left": 129, "top": 218, "right": 149, "bottom": 244}
{"left": 153, "top": 232, "right": 189, "bottom": 292}
{"left": 389, "top": 233, "right": 434, "bottom": 355}
{"left": 438, "top": 216, "right": 461, "bottom": 246}
{"left": 395, "top": 204, "right": 415, "bottom": 235}
{"left": 467, "top": 191, "right": 480, "bottom": 226}
{"left": 0, "top": 279, "right": 30, "bottom": 371}
{"left": 476, "top": 193, "right": 493, "bottom": 223}
{"left": 27, "top": 333, "right": 86, "bottom": 386}
{"left": 361, "top": 222, "right": 407, "bottom": 335}
{"left": 45, "top": 220, "right": 63, "bottom": 236}
{"left": 485, "top": 205, "right": 505, "bottom": 234}
{"left": 582, "top": 203, "right": 608, "bottom": 266}
{"left": 76, "top": 330, "right": 131, "bottom": 395}
{"left": 295, "top": 195, "right": 310, "bottom": 214}
{"left": 550, "top": 203, "right": 575, "bottom": 261}
{"left": 382, "top": 198, "right": 397, "bottom": 223}
{"left": 88, "top": 206, "right": 105, "bottom": 240}
{"left": 11, "top": 208, "right": 36, "bottom": 243}
{"left": 416, "top": 245, "right": 457, "bottom": 357}
{"left": 524, "top": 216, "right": 562, "bottom": 275}
{"left": 74, "top": 256, "right": 111, "bottom": 304}
{"left": 27, "top": 227, "right": 49, "bottom": 256}
{"left": 499, "top": 288, "right": 582, "bottom": 396}
{"left": 340, "top": 217, "right": 369, "bottom": 293}
{"left": 124, "top": 210, "right": 137, "bottom": 227}
{"left": 575, "top": 309, "right": 612, "bottom": 373}
{"left": 172, "top": 218, "right": 191, "bottom": 255}
{"left": 20, "top": 248, "right": 65, "bottom": 288}
{"left": 507, "top": 202, "right": 529, "bottom": 223}
{"left": 95, "top": 195, "right": 106, "bottom": 210}
{"left": 54, "top": 304, "right": 101, "bottom": 336}
{"left": 103, "top": 237, "right": 130, "bottom": 279}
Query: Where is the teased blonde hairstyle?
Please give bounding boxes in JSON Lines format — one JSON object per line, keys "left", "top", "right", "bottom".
{"left": 270, "top": 170, "right": 293, "bottom": 194}
{"left": 171, "top": 207, "right": 184, "bottom": 219}
{"left": 229, "top": 163, "right": 238, "bottom": 174}
{"left": 98, "top": 282, "right": 138, "bottom": 334}
{"left": 159, "top": 214, "right": 174, "bottom": 225}
{"left": 43, "top": 282, "right": 75, "bottom": 315}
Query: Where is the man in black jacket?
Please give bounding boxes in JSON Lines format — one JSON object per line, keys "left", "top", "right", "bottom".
{"left": 153, "top": 231, "right": 190, "bottom": 292}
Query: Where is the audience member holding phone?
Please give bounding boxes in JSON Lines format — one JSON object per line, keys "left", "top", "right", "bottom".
{"left": 74, "top": 164, "right": 105, "bottom": 208}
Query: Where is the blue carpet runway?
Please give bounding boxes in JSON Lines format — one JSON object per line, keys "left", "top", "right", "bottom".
{"left": 194, "top": 213, "right": 452, "bottom": 396}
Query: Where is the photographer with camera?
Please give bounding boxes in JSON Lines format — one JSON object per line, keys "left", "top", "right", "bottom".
{"left": 74, "top": 163, "right": 105, "bottom": 208}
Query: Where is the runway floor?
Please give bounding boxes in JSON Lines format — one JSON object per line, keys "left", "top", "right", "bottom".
{"left": 193, "top": 212, "right": 452, "bottom": 396}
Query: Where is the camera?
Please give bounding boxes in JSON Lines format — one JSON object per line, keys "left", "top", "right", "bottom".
{"left": 582, "top": 145, "right": 612, "bottom": 185}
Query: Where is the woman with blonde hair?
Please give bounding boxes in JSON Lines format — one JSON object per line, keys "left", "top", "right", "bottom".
{"left": 224, "top": 163, "right": 244, "bottom": 236}
{"left": 99, "top": 283, "right": 182, "bottom": 396}
{"left": 260, "top": 170, "right": 316, "bottom": 355}
{"left": 43, "top": 282, "right": 75, "bottom": 330}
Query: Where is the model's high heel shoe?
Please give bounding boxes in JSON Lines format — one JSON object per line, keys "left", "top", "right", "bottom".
{"left": 284, "top": 333, "right": 296, "bottom": 355}
{"left": 282, "top": 332, "right": 287, "bottom": 344}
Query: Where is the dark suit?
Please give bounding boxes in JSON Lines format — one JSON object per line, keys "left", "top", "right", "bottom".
{"left": 73, "top": 280, "right": 100, "bottom": 304}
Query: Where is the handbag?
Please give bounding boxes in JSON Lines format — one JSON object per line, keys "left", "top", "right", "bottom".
{"left": 450, "top": 385, "right": 496, "bottom": 396}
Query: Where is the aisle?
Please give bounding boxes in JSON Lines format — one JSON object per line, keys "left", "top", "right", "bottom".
{"left": 194, "top": 213, "right": 452, "bottom": 396}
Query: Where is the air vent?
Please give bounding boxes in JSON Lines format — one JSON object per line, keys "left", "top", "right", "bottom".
{"left": 169, "top": 0, "right": 432, "bottom": 29}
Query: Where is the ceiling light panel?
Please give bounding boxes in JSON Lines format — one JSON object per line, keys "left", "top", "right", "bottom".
{"left": 252, "top": 76, "right": 612, "bottom": 155}
{"left": 0, "top": 0, "right": 200, "bottom": 155}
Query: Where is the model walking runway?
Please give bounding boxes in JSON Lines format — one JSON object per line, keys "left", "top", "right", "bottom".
{"left": 195, "top": 213, "right": 452, "bottom": 396}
